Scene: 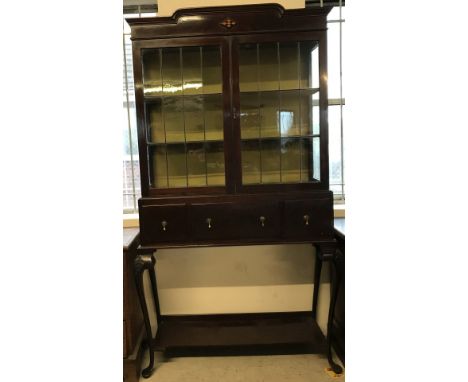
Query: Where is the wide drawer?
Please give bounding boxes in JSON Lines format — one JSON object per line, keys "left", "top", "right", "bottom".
{"left": 238, "top": 201, "right": 281, "bottom": 239}
{"left": 283, "top": 199, "right": 333, "bottom": 240}
{"left": 189, "top": 203, "right": 237, "bottom": 241}
{"left": 139, "top": 204, "right": 188, "bottom": 243}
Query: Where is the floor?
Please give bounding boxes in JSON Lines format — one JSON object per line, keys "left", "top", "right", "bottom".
{"left": 139, "top": 352, "right": 345, "bottom": 382}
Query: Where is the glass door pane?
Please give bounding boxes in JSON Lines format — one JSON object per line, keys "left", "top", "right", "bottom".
{"left": 239, "top": 40, "right": 321, "bottom": 185}
{"left": 182, "top": 47, "right": 202, "bottom": 95}
{"left": 241, "top": 140, "right": 261, "bottom": 184}
{"left": 143, "top": 45, "right": 226, "bottom": 189}
{"left": 258, "top": 43, "right": 279, "bottom": 92}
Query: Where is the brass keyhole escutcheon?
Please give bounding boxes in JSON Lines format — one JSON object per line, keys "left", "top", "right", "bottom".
{"left": 303, "top": 215, "right": 310, "bottom": 226}
{"left": 259, "top": 216, "right": 266, "bottom": 227}
{"left": 220, "top": 17, "right": 237, "bottom": 29}
{"left": 206, "top": 218, "right": 212, "bottom": 229}
{"left": 161, "top": 220, "right": 168, "bottom": 231}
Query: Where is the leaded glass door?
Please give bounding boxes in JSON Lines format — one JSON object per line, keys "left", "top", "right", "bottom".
{"left": 139, "top": 41, "right": 229, "bottom": 193}
{"left": 235, "top": 35, "right": 327, "bottom": 191}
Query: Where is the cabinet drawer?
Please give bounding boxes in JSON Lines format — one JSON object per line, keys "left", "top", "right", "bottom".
{"left": 283, "top": 199, "right": 333, "bottom": 239}
{"left": 190, "top": 203, "right": 237, "bottom": 241}
{"left": 139, "top": 204, "right": 188, "bottom": 243}
{"left": 238, "top": 202, "right": 281, "bottom": 239}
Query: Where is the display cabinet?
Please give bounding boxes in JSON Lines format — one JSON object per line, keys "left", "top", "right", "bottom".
{"left": 127, "top": 4, "right": 343, "bottom": 378}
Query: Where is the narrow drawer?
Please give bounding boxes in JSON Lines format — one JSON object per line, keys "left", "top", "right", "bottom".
{"left": 283, "top": 199, "right": 333, "bottom": 239}
{"left": 190, "top": 203, "right": 237, "bottom": 241}
{"left": 238, "top": 202, "right": 281, "bottom": 239}
{"left": 139, "top": 204, "right": 188, "bottom": 244}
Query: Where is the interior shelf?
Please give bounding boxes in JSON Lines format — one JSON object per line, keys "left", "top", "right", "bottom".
{"left": 147, "top": 139, "right": 223, "bottom": 146}
{"left": 240, "top": 135, "right": 320, "bottom": 141}
{"left": 239, "top": 87, "right": 320, "bottom": 95}
{"left": 146, "top": 135, "right": 320, "bottom": 146}
{"left": 152, "top": 312, "right": 326, "bottom": 352}
{"left": 144, "top": 92, "right": 223, "bottom": 101}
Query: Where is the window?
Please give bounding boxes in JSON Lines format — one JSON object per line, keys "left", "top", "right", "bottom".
{"left": 122, "top": 2, "right": 345, "bottom": 212}
{"left": 327, "top": 4, "right": 345, "bottom": 201}
{"left": 123, "top": 5, "right": 157, "bottom": 213}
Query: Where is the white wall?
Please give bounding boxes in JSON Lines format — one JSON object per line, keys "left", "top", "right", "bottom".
{"left": 157, "top": 0, "right": 305, "bottom": 17}
{"left": 143, "top": 244, "right": 331, "bottom": 335}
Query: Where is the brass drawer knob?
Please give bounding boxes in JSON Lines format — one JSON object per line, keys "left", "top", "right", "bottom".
{"left": 206, "top": 217, "right": 212, "bottom": 229}
{"left": 259, "top": 216, "right": 266, "bottom": 227}
{"left": 303, "top": 214, "right": 310, "bottom": 226}
{"left": 161, "top": 220, "right": 168, "bottom": 231}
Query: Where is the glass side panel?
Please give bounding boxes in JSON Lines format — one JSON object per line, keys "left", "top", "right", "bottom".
{"left": 144, "top": 45, "right": 225, "bottom": 189}
{"left": 311, "top": 44, "right": 320, "bottom": 89}
{"left": 313, "top": 137, "right": 321, "bottom": 180}
{"left": 241, "top": 140, "right": 261, "bottom": 184}
{"left": 202, "top": 46, "right": 222, "bottom": 94}
{"left": 312, "top": 100, "right": 320, "bottom": 135}
{"left": 300, "top": 41, "right": 319, "bottom": 89}
{"left": 299, "top": 138, "right": 320, "bottom": 182}
{"left": 300, "top": 138, "right": 312, "bottom": 182}
{"left": 182, "top": 47, "right": 202, "bottom": 95}
{"left": 239, "top": 40, "right": 321, "bottom": 185}
{"left": 299, "top": 93, "right": 312, "bottom": 136}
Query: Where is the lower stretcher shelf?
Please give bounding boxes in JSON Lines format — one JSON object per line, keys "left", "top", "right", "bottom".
{"left": 153, "top": 312, "right": 326, "bottom": 354}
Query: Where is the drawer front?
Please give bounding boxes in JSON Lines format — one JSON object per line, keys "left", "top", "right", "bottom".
{"left": 238, "top": 202, "right": 281, "bottom": 239}
{"left": 139, "top": 204, "right": 188, "bottom": 244}
{"left": 190, "top": 203, "right": 237, "bottom": 241}
{"left": 283, "top": 199, "right": 333, "bottom": 239}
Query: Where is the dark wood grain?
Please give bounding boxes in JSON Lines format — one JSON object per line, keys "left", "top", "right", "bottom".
{"left": 153, "top": 312, "right": 326, "bottom": 351}
{"left": 127, "top": 5, "right": 331, "bottom": 40}
{"left": 139, "top": 203, "right": 188, "bottom": 243}
{"left": 127, "top": 5, "right": 342, "bottom": 378}
{"left": 138, "top": 192, "right": 334, "bottom": 246}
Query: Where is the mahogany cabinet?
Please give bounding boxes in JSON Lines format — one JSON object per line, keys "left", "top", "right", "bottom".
{"left": 127, "top": 4, "right": 343, "bottom": 378}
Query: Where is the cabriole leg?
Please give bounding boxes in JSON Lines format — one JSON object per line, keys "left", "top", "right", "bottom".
{"left": 134, "top": 251, "right": 157, "bottom": 378}
{"left": 312, "top": 245, "right": 323, "bottom": 319}
{"left": 317, "top": 243, "right": 343, "bottom": 375}
{"left": 148, "top": 258, "right": 161, "bottom": 326}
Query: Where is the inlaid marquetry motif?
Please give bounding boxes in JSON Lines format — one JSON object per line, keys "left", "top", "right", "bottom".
{"left": 220, "top": 17, "right": 237, "bottom": 29}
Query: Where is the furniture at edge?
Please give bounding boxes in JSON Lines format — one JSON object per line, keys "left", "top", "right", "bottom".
{"left": 333, "top": 217, "right": 345, "bottom": 365}
{"left": 123, "top": 228, "right": 144, "bottom": 382}
{"left": 127, "top": 4, "right": 343, "bottom": 378}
